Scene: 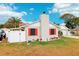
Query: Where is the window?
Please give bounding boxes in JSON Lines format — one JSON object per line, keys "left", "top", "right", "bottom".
{"left": 28, "top": 28, "right": 38, "bottom": 36}
{"left": 30, "top": 29, "right": 36, "bottom": 35}
{"left": 49, "top": 29, "right": 56, "bottom": 35}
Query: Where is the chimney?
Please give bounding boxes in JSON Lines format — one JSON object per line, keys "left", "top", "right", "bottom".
{"left": 43, "top": 11, "right": 46, "bottom": 14}
{"left": 40, "top": 12, "right": 49, "bottom": 41}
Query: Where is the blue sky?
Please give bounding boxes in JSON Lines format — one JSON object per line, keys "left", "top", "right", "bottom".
{"left": 15, "top": 3, "right": 64, "bottom": 24}
{"left": 0, "top": 3, "right": 65, "bottom": 24}
{"left": 0, "top": 3, "right": 79, "bottom": 24}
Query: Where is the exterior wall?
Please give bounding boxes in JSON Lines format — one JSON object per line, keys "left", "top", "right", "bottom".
{"left": 49, "top": 24, "right": 58, "bottom": 39}
{"left": 25, "top": 22, "right": 59, "bottom": 42}
{"left": 59, "top": 24, "right": 72, "bottom": 36}
{"left": 7, "top": 23, "right": 59, "bottom": 43}
{"left": 26, "top": 26, "right": 40, "bottom": 42}
{"left": 60, "top": 29, "right": 71, "bottom": 36}
{"left": 61, "top": 29, "right": 68, "bottom": 36}
{"left": 25, "top": 13, "right": 58, "bottom": 42}
{"left": 40, "top": 14, "right": 50, "bottom": 41}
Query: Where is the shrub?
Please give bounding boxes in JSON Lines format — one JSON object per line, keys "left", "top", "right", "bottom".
{"left": 58, "top": 31, "right": 63, "bottom": 38}
{"left": 28, "top": 40, "right": 31, "bottom": 43}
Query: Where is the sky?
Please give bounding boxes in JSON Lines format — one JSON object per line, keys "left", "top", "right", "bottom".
{"left": 0, "top": 3, "right": 79, "bottom": 24}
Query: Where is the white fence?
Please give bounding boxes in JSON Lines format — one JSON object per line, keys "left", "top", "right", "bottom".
{"left": 8, "top": 31, "right": 26, "bottom": 43}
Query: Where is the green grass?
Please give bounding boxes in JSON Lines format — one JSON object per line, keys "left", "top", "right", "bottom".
{"left": 0, "top": 37, "right": 79, "bottom": 55}
{"left": 0, "top": 40, "right": 27, "bottom": 48}
{"left": 28, "top": 37, "right": 73, "bottom": 48}
{"left": 27, "top": 37, "right": 79, "bottom": 49}
{"left": 0, "top": 37, "right": 78, "bottom": 48}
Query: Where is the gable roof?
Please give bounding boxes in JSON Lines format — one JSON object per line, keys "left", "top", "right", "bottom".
{"left": 26, "top": 20, "right": 59, "bottom": 29}
{"left": 50, "top": 22, "right": 59, "bottom": 28}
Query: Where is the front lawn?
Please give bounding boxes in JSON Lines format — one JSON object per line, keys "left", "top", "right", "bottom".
{"left": 0, "top": 37, "right": 79, "bottom": 56}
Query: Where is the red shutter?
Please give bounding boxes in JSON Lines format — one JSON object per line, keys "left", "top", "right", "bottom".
{"left": 54, "top": 29, "right": 56, "bottom": 35}
{"left": 35, "top": 29, "right": 38, "bottom": 35}
{"left": 49, "top": 29, "right": 51, "bottom": 35}
{"left": 28, "top": 28, "right": 31, "bottom": 36}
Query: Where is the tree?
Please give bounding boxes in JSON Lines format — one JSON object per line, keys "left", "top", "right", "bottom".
{"left": 58, "top": 31, "right": 63, "bottom": 38}
{"left": 74, "top": 17, "right": 79, "bottom": 26}
{"left": 5, "top": 17, "right": 21, "bottom": 28}
{"left": 0, "top": 24, "right": 4, "bottom": 28}
{"left": 61, "top": 13, "right": 75, "bottom": 20}
{"left": 60, "top": 13, "right": 79, "bottom": 29}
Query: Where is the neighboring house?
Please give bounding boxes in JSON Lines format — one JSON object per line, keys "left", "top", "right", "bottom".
{"left": 25, "top": 12, "right": 59, "bottom": 42}
{"left": 58, "top": 23, "right": 72, "bottom": 36}
{"left": 71, "top": 26, "right": 79, "bottom": 36}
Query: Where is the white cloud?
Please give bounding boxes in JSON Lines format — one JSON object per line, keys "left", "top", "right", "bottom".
{"left": 51, "top": 3, "right": 79, "bottom": 17}
{"left": 54, "top": 3, "right": 71, "bottom": 9}
{"left": 21, "top": 11, "right": 27, "bottom": 15}
{"left": 0, "top": 4, "right": 13, "bottom": 11}
{"left": 29, "top": 8, "right": 34, "bottom": 11}
{"left": 52, "top": 8, "right": 58, "bottom": 13}
{"left": 48, "top": 10, "right": 52, "bottom": 14}
{"left": 0, "top": 11, "right": 24, "bottom": 17}
{"left": 52, "top": 3, "right": 72, "bottom": 13}
{"left": 0, "top": 4, "right": 23, "bottom": 17}
{"left": 0, "top": 4, "right": 26, "bottom": 24}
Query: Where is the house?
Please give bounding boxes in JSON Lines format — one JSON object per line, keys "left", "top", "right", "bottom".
{"left": 25, "top": 12, "right": 59, "bottom": 42}
{"left": 71, "top": 26, "right": 79, "bottom": 36}
{"left": 58, "top": 23, "right": 72, "bottom": 36}
{"left": 8, "top": 12, "right": 59, "bottom": 43}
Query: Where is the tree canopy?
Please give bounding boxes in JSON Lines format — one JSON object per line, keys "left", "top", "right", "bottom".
{"left": 0, "top": 17, "right": 21, "bottom": 28}
{"left": 60, "top": 13, "right": 79, "bottom": 29}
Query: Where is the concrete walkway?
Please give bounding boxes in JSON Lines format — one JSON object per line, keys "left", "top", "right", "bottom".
{"left": 64, "top": 36, "right": 79, "bottom": 39}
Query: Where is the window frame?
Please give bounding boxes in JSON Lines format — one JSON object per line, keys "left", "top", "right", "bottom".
{"left": 28, "top": 28, "right": 38, "bottom": 36}
{"left": 49, "top": 29, "right": 56, "bottom": 35}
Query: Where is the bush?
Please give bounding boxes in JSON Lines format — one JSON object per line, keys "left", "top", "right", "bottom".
{"left": 58, "top": 31, "right": 63, "bottom": 38}
{"left": 28, "top": 40, "right": 31, "bottom": 43}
